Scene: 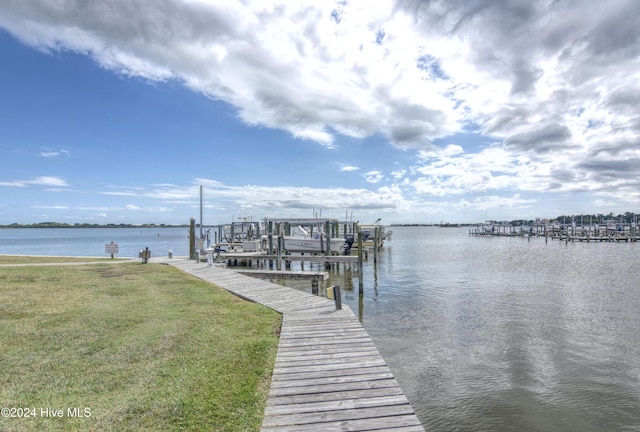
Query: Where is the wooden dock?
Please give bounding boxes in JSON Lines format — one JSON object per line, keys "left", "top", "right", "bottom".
{"left": 236, "top": 269, "right": 330, "bottom": 280}
{"left": 470, "top": 222, "right": 640, "bottom": 242}
{"left": 470, "top": 229, "right": 640, "bottom": 243}
{"left": 163, "top": 258, "right": 425, "bottom": 431}
{"left": 218, "top": 251, "right": 360, "bottom": 264}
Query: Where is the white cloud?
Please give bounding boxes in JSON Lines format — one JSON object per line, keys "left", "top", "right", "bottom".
{"left": 364, "top": 170, "right": 384, "bottom": 184}
{"left": 2, "top": 1, "right": 640, "bottom": 222}
{"left": 39, "top": 149, "right": 70, "bottom": 158}
{"left": 101, "top": 191, "right": 138, "bottom": 197}
{"left": 3, "top": 1, "right": 638, "bottom": 162}
{"left": 0, "top": 176, "right": 69, "bottom": 187}
{"left": 0, "top": 180, "right": 27, "bottom": 187}
{"left": 32, "top": 205, "right": 69, "bottom": 209}
{"left": 0, "top": 0, "right": 461, "bottom": 150}
{"left": 469, "top": 194, "right": 536, "bottom": 212}
{"left": 77, "top": 205, "right": 173, "bottom": 213}
{"left": 390, "top": 169, "right": 406, "bottom": 179}
{"left": 30, "top": 176, "right": 69, "bottom": 187}
{"left": 94, "top": 179, "right": 402, "bottom": 218}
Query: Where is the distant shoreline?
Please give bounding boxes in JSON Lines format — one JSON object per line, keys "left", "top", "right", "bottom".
{"left": 0, "top": 223, "right": 189, "bottom": 229}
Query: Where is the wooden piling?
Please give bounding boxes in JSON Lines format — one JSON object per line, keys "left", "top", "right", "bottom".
{"left": 373, "top": 227, "right": 379, "bottom": 264}
{"left": 358, "top": 231, "right": 364, "bottom": 294}
{"left": 189, "top": 217, "right": 196, "bottom": 260}
{"left": 333, "top": 284, "right": 342, "bottom": 310}
{"left": 325, "top": 220, "right": 331, "bottom": 257}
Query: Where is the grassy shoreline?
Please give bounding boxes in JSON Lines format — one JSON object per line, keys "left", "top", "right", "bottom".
{"left": 0, "top": 262, "right": 281, "bottom": 431}
{"left": 0, "top": 255, "right": 127, "bottom": 264}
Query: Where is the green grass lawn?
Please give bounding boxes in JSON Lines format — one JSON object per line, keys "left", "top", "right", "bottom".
{"left": 0, "top": 263, "right": 282, "bottom": 431}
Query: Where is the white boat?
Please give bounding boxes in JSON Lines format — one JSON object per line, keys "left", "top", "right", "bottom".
{"left": 282, "top": 226, "right": 345, "bottom": 254}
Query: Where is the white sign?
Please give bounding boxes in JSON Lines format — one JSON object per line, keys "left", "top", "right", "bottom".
{"left": 105, "top": 243, "right": 119, "bottom": 254}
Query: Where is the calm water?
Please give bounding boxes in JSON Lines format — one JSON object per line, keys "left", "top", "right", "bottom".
{"left": 2, "top": 226, "right": 639, "bottom": 431}
{"left": 0, "top": 227, "right": 190, "bottom": 257}
{"left": 281, "top": 226, "right": 640, "bottom": 431}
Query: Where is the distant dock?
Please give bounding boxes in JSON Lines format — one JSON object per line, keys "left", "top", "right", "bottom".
{"left": 470, "top": 222, "right": 640, "bottom": 243}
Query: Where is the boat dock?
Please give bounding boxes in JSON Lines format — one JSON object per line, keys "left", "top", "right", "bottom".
{"left": 217, "top": 251, "right": 360, "bottom": 265}
{"left": 162, "top": 258, "right": 424, "bottom": 431}
{"left": 469, "top": 222, "right": 640, "bottom": 242}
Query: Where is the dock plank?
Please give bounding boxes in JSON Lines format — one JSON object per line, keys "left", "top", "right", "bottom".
{"left": 164, "top": 258, "right": 425, "bottom": 431}
{"left": 267, "top": 386, "right": 405, "bottom": 405}
{"left": 261, "top": 417, "right": 425, "bottom": 432}
{"left": 261, "top": 404, "right": 417, "bottom": 428}
{"left": 264, "top": 394, "right": 411, "bottom": 416}
{"left": 274, "top": 350, "right": 381, "bottom": 364}
{"left": 267, "top": 378, "right": 401, "bottom": 397}
{"left": 264, "top": 370, "right": 396, "bottom": 388}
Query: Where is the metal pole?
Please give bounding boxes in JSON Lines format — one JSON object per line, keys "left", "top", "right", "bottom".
{"left": 199, "top": 185, "right": 203, "bottom": 241}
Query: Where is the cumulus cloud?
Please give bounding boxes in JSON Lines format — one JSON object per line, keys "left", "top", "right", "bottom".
{"left": 504, "top": 123, "right": 573, "bottom": 153}
{"left": 364, "top": 170, "right": 384, "bottom": 184}
{"left": 0, "top": 0, "right": 459, "bottom": 150}
{"left": 391, "top": 169, "right": 406, "bottom": 179}
{"left": 2, "top": 0, "right": 640, "bottom": 220}
{"left": 95, "top": 179, "right": 402, "bottom": 220}
{"left": 397, "top": 0, "right": 640, "bottom": 192}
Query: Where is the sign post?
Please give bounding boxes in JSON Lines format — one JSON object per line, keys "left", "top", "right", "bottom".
{"left": 105, "top": 241, "right": 119, "bottom": 259}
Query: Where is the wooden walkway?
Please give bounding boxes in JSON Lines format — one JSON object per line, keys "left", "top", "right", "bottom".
{"left": 236, "top": 269, "right": 330, "bottom": 280}
{"left": 164, "top": 258, "right": 425, "bottom": 432}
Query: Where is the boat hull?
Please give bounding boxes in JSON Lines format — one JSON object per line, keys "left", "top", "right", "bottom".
{"left": 282, "top": 237, "right": 345, "bottom": 253}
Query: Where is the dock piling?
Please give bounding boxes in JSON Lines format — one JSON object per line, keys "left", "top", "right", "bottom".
{"left": 327, "top": 285, "right": 342, "bottom": 310}
{"left": 358, "top": 231, "right": 364, "bottom": 294}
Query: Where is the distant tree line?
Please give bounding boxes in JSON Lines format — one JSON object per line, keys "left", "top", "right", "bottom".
{"left": 0, "top": 222, "right": 188, "bottom": 228}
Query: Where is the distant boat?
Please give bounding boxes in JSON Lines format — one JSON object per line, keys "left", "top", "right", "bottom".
{"left": 282, "top": 225, "right": 346, "bottom": 254}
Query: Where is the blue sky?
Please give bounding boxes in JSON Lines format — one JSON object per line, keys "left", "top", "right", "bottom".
{"left": 1, "top": 1, "right": 640, "bottom": 225}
